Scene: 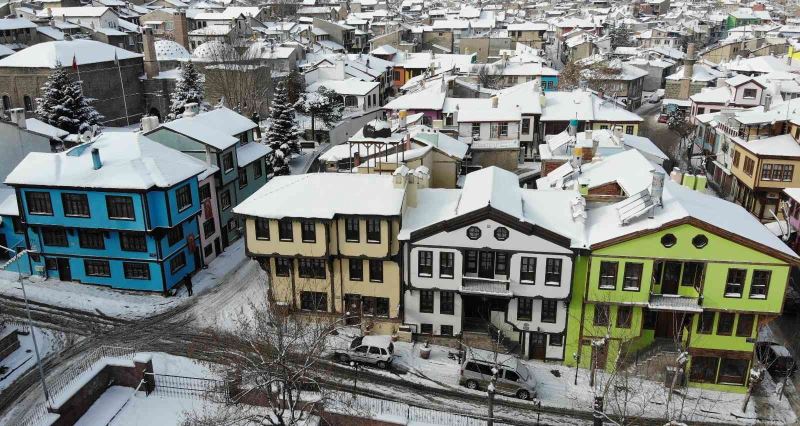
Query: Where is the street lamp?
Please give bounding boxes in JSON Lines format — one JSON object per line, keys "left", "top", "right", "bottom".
{"left": 0, "top": 244, "right": 51, "bottom": 406}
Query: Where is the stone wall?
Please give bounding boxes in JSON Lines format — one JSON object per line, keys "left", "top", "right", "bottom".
{"left": 0, "top": 329, "right": 20, "bottom": 361}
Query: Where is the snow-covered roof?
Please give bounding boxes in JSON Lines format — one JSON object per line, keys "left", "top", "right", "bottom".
{"left": 25, "top": 118, "right": 69, "bottom": 140}
{"left": 236, "top": 142, "right": 270, "bottom": 167}
{"left": 155, "top": 39, "right": 191, "bottom": 61}
{"left": 191, "top": 40, "right": 237, "bottom": 62}
{"left": 0, "top": 40, "right": 141, "bottom": 68}
{"left": 457, "top": 104, "right": 521, "bottom": 122}
{"left": 306, "top": 78, "right": 378, "bottom": 96}
{"left": 5, "top": 132, "right": 207, "bottom": 190}
{"left": 243, "top": 43, "right": 296, "bottom": 60}
{"left": 43, "top": 7, "right": 111, "bottom": 18}
{"left": 740, "top": 134, "right": 800, "bottom": 157}
{"left": 385, "top": 79, "right": 447, "bottom": 111}
{"left": 0, "top": 18, "right": 36, "bottom": 30}
{"left": 540, "top": 90, "right": 643, "bottom": 123}
{"left": 233, "top": 173, "right": 405, "bottom": 219}
{"left": 410, "top": 128, "right": 468, "bottom": 159}
{"left": 0, "top": 188, "right": 18, "bottom": 217}
{"left": 157, "top": 107, "right": 256, "bottom": 150}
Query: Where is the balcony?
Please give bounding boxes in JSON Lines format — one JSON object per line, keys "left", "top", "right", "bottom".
{"left": 460, "top": 277, "right": 512, "bottom": 297}
{"left": 648, "top": 293, "right": 702, "bottom": 313}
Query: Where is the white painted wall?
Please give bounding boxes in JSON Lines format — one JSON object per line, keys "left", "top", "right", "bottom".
{"left": 403, "top": 289, "right": 463, "bottom": 335}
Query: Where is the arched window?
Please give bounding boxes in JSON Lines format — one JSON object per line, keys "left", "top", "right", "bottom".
{"left": 23, "top": 95, "right": 33, "bottom": 112}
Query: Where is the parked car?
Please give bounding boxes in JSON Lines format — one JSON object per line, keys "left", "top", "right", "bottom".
{"left": 756, "top": 342, "right": 797, "bottom": 379}
{"left": 459, "top": 358, "right": 536, "bottom": 400}
{"left": 334, "top": 335, "right": 395, "bottom": 369}
{"left": 649, "top": 89, "right": 665, "bottom": 103}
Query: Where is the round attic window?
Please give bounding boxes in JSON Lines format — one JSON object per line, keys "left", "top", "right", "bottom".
{"left": 661, "top": 233, "right": 677, "bottom": 248}
{"left": 494, "top": 227, "right": 509, "bottom": 241}
{"left": 467, "top": 226, "right": 482, "bottom": 240}
{"left": 692, "top": 234, "right": 709, "bottom": 249}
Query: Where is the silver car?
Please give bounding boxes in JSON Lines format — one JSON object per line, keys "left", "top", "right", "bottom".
{"left": 459, "top": 358, "right": 536, "bottom": 400}
{"left": 335, "top": 335, "right": 395, "bottom": 369}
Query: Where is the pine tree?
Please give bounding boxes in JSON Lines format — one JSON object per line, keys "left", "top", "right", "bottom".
{"left": 169, "top": 61, "right": 205, "bottom": 119}
{"left": 265, "top": 81, "right": 301, "bottom": 176}
{"left": 36, "top": 67, "right": 103, "bottom": 135}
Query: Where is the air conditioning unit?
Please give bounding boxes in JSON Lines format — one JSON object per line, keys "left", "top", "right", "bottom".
{"left": 34, "top": 265, "right": 45, "bottom": 274}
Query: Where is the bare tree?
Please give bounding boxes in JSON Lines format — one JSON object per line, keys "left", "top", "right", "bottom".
{"left": 472, "top": 63, "right": 506, "bottom": 90}
{"left": 197, "top": 43, "right": 273, "bottom": 117}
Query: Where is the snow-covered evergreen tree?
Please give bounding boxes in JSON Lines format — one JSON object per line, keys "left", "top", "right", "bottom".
{"left": 265, "top": 81, "right": 301, "bottom": 175}
{"left": 169, "top": 61, "right": 205, "bottom": 119}
{"left": 36, "top": 67, "right": 103, "bottom": 135}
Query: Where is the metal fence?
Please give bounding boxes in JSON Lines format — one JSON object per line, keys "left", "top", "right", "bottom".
{"left": 327, "top": 391, "right": 488, "bottom": 426}
{"left": 145, "top": 372, "right": 229, "bottom": 401}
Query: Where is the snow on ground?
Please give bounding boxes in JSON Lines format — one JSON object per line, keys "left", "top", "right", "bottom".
{"left": 0, "top": 240, "right": 247, "bottom": 320}
{"left": 0, "top": 326, "right": 65, "bottom": 391}
{"left": 289, "top": 145, "right": 327, "bottom": 175}
{"left": 76, "top": 387, "right": 213, "bottom": 426}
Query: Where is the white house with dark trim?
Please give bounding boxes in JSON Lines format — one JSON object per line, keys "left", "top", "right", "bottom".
{"left": 398, "top": 166, "right": 585, "bottom": 360}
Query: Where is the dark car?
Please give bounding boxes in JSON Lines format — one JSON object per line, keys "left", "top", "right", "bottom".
{"left": 756, "top": 342, "right": 797, "bottom": 379}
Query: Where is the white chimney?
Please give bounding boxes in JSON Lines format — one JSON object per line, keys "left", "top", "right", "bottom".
{"left": 141, "top": 115, "right": 159, "bottom": 133}
{"left": 8, "top": 108, "right": 25, "bottom": 129}
{"left": 491, "top": 96, "right": 499, "bottom": 108}
{"left": 183, "top": 103, "right": 200, "bottom": 117}
{"left": 613, "top": 125, "right": 623, "bottom": 142}
{"left": 764, "top": 94, "right": 772, "bottom": 111}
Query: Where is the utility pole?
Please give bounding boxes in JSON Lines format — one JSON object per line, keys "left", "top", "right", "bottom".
{"left": 487, "top": 366, "right": 496, "bottom": 426}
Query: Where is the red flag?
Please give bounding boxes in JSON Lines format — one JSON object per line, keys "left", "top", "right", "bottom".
{"left": 71, "top": 54, "right": 77, "bottom": 71}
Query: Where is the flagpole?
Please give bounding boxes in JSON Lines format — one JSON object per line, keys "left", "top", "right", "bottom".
{"left": 115, "top": 51, "right": 130, "bottom": 126}
{"left": 72, "top": 53, "right": 83, "bottom": 96}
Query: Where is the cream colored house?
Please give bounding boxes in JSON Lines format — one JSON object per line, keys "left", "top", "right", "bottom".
{"left": 234, "top": 171, "right": 425, "bottom": 335}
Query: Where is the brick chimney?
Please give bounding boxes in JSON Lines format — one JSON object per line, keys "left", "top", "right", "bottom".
{"left": 683, "top": 43, "right": 696, "bottom": 80}
{"left": 142, "top": 27, "right": 160, "bottom": 79}
{"left": 173, "top": 12, "right": 190, "bottom": 51}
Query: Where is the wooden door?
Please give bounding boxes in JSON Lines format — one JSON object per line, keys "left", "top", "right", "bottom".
{"left": 592, "top": 343, "right": 608, "bottom": 370}
{"left": 57, "top": 258, "right": 71, "bottom": 281}
{"left": 529, "top": 333, "right": 547, "bottom": 360}
{"left": 655, "top": 312, "right": 675, "bottom": 338}
{"left": 661, "top": 262, "right": 681, "bottom": 295}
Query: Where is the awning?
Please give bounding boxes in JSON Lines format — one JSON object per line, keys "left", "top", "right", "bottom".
{"left": 648, "top": 294, "right": 702, "bottom": 313}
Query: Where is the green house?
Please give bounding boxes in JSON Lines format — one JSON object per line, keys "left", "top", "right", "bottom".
{"left": 564, "top": 180, "right": 797, "bottom": 393}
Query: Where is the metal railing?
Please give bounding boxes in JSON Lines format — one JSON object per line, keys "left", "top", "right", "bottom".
{"left": 46, "top": 346, "right": 136, "bottom": 405}
{"left": 144, "top": 372, "right": 229, "bottom": 401}
{"left": 327, "top": 391, "right": 487, "bottom": 426}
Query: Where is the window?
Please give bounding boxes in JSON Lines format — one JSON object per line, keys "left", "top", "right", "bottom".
{"left": 120, "top": 232, "right": 147, "bottom": 252}
{"left": 750, "top": 270, "right": 770, "bottom": 298}
{"left": 466, "top": 226, "right": 481, "bottom": 240}
{"left": 301, "top": 221, "right": 316, "bottom": 242}
{"left": 681, "top": 262, "right": 704, "bottom": 287}
{"left": 599, "top": 261, "right": 618, "bottom": 289}
{"left": 593, "top": 304, "right": 610, "bottom": 326}
{"left": 61, "top": 193, "right": 90, "bottom": 217}
{"left": 690, "top": 356, "right": 719, "bottom": 383}
{"left": 545, "top": 258, "right": 561, "bottom": 284}
{"left": 23, "top": 95, "right": 32, "bottom": 112}
{"left": 692, "top": 234, "right": 708, "bottom": 248}
{"left": 278, "top": 219, "right": 293, "bottom": 241}
{"left": 222, "top": 152, "right": 234, "bottom": 173}
{"left": 735, "top": 313, "right": 754, "bottom": 337}
{"left": 300, "top": 291, "right": 327, "bottom": 311}
{"left": 84, "top": 259, "right": 110, "bottom": 277}
{"left": 520, "top": 257, "right": 536, "bottom": 284}
{"left": 718, "top": 358, "right": 748, "bottom": 384}
{"left": 625, "top": 125, "right": 634, "bottom": 135}
{"left": 298, "top": 259, "right": 326, "bottom": 279}
{"left": 441, "top": 325, "right": 454, "bottom": 336}
{"left": 698, "top": 311, "right": 715, "bottom": 334}
{"left": 462, "top": 251, "right": 478, "bottom": 274}
{"left": 742, "top": 88, "right": 758, "bottom": 99}
{"left": 167, "top": 225, "right": 184, "bottom": 246}
{"left": 440, "top": 291, "right": 455, "bottom": 315}
{"left": 642, "top": 309, "right": 657, "bottom": 330}
{"left": 418, "top": 250, "right": 433, "bottom": 277}
{"left": 717, "top": 312, "right": 735, "bottom": 335}
{"left": 420, "top": 323, "right": 433, "bottom": 334}
{"left": 78, "top": 230, "right": 104, "bottom": 249}
{"left": 42, "top": 227, "right": 68, "bottom": 247}
{"left": 366, "top": 219, "right": 381, "bottom": 243}
{"left": 349, "top": 259, "right": 363, "bottom": 281}
{"left": 661, "top": 233, "right": 676, "bottom": 247}
{"left": 471, "top": 122, "right": 480, "bottom": 137}
{"left": 345, "top": 218, "right": 359, "bottom": 242}
{"left": 439, "top": 252, "right": 454, "bottom": 278}
{"left": 106, "top": 196, "right": 135, "bottom": 220}
{"left": 550, "top": 333, "right": 564, "bottom": 346}
{"left": 616, "top": 306, "right": 632, "bottom": 328}
{"left": 123, "top": 262, "right": 150, "bottom": 280}
{"left": 228, "top": 218, "right": 237, "bottom": 232}
{"left": 622, "top": 263, "right": 643, "bottom": 290}
{"left": 26, "top": 192, "right": 53, "bottom": 215}
{"left": 494, "top": 227, "right": 509, "bottom": 241}
{"left": 176, "top": 185, "right": 192, "bottom": 212}
{"left": 238, "top": 168, "right": 248, "bottom": 188}
{"left": 420, "top": 290, "right": 434, "bottom": 313}
{"left": 761, "top": 164, "right": 794, "bottom": 182}
{"left": 170, "top": 252, "right": 186, "bottom": 273}
{"left": 733, "top": 150, "right": 741, "bottom": 167}
{"left": 541, "top": 299, "right": 557, "bottom": 323}
{"left": 725, "top": 268, "right": 746, "bottom": 297}
{"left": 521, "top": 119, "right": 530, "bottom": 135}
{"left": 255, "top": 218, "right": 269, "bottom": 240}
{"left": 220, "top": 190, "right": 231, "bottom": 211}
{"left": 199, "top": 183, "right": 211, "bottom": 201}
{"left": 364, "top": 297, "right": 389, "bottom": 317}
{"left": 495, "top": 252, "right": 508, "bottom": 276}
{"left": 517, "top": 297, "right": 533, "bottom": 321}
{"left": 275, "top": 258, "right": 291, "bottom": 277}
{"left": 253, "top": 160, "right": 263, "bottom": 179}
{"left": 743, "top": 157, "right": 755, "bottom": 176}
{"left": 369, "top": 260, "right": 383, "bottom": 282}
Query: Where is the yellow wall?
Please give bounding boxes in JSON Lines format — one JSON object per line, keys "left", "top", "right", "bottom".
{"left": 245, "top": 218, "right": 329, "bottom": 257}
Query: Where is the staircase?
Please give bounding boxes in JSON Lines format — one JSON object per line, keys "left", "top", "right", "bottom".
{"left": 622, "top": 338, "right": 682, "bottom": 379}
{"left": 460, "top": 325, "right": 519, "bottom": 355}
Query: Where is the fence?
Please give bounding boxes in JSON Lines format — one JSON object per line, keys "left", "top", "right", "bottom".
{"left": 145, "top": 372, "right": 229, "bottom": 401}
{"left": 327, "top": 391, "right": 488, "bottom": 426}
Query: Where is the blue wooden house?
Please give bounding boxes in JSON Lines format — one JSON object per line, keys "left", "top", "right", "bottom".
{"left": 4, "top": 132, "right": 208, "bottom": 293}
{"left": 0, "top": 188, "right": 30, "bottom": 275}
